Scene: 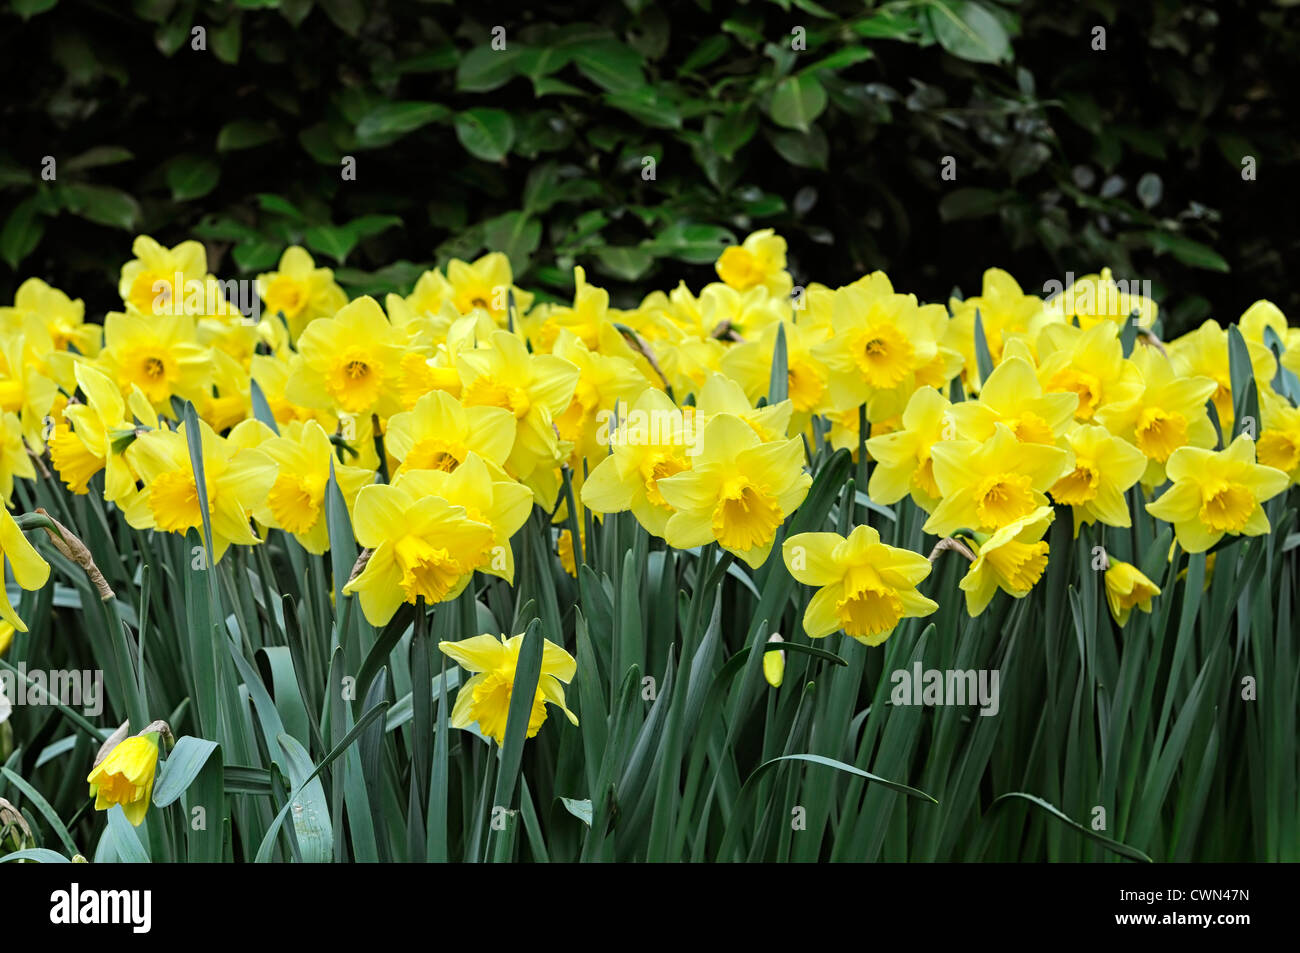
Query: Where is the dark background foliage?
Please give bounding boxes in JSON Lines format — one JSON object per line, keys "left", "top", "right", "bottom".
{"left": 1, "top": 0, "right": 1296, "bottom": 336}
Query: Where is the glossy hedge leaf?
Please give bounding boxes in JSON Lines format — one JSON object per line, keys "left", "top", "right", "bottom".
{"left": 593, "top": 246, "right": 653, "bottom": 281}
{"left": 216, "top": 120, "right": 279, "bottom": 151}
{"left": 573, "top": 40, "right": 646, "bottom": 93}
{"left": 167, "top": 156, "right": 221, "bottom": 201}
{"left": 929, "top": 0, "right": 1011, "bottom": 64}
{"left": 1141, "top": 231, "right": 1230, "bottom": 272}
{"left": 766, "top": 126, "right": 828, "bottom": 169}
{"left": 483, "top": 212, "right": 542, "bottom": 275}
{"left": 356, "top": 102, "right": 449, "bottom": 142}
{"left": 455, "top": 108, "right": 515, "bottom": 162}
{"left": 706, "top": 107, "right": 758, "bottom": 160}
{"left": 0, "top": 198, "right": 44, "bottom": 269}
{"left": 12, "top": 0, "right": 58, "bottom": 20}
{"left": 767, "top": 73, "right": 828, "bottom": 131}
{"left": 63, "top": 145, "right": 133, "bottom": 171}
{"left": 641, "top": 222, "right": 735, "bottom": 264}
{"left": 940, "top": 187, "right": 1008, "bottom": 222}
{"left": 456, "top": 44, "right": 523, "bottom": 92}
{"left": 61, "top": 184, "right": 139, "bottom": 229}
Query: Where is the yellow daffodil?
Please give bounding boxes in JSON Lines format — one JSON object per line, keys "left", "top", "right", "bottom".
{"left": 959, "top": 506, "right": 1055, "bottom": 616}
{"left": 526, "top": 266, "right": 612, "bottom": 352}
{"left": 1168, "top": 319, "right": 1275, "bottom": 430}
{"left": 0, "top": 412, "right": 35, "bottom": 505}
{"left": 0, "top": 278, "right": 100, "bottom": 357}
{"left": 1257, "top": 391, "right": 1300, "bottom": 483}
{"left": 118, "top": 235, "right": 209, "bottom": 315}
{"left": 697, "top": 282, "right": 787, "bottom": 340}
{"left": 0, "top": 333, "right": 57, "bottom": 454}
{"left": 924, "top": 423, "right": 1071, "bottom": 536}
{"left": 99, "top": 309, "right": 212, "bottom": 412}
{"left": 87, "top": 734, "right": 160, "bottom": 827}
{"left": 782, "top": 525, "right": 938, "bottom": 645}
{"left": 1145, "top": 434, "right": 1289, "bottom": 552}
{"left": 1048, "top": 267, "right": 1157, "bottom": 331}
{"left": 456, "top": 329, "right": 579, "bottom": 505}
{"left": 1033, "top": 320, "right": 1143, "bottom": 421}
{"left": 0, "top": 508, "right": 50, "bottom": 632}
{"left": 407, "top": 252, "right": 534, "bottom": 328}
{"left": 1050, "top": 423, "right": 1147, "bottom": 531}
{"left": 814, "top": 274, "right": 944, "bottom": 422}
{"left": 385, "top": 389, "right": 516, "bottom": 477}
{"left": 122, "top": 419, "right": 263, "bottom": 562}
{"left": 657, "top": 412, "right": 810, "bottom": 568}
{"left": 581, "top": 387, "right": 695, "bottom": 539}
{"left": 1096, "top": 344, "right": 1218, "bottom": 483}
{"left": 715, "top": 228, "right": 792, "bottom": 297}
{"left": 1104, "top": 559, "right": 1161, "bottom": 626}
{"left": 52, "top": 363, "right": 158, "bottom": 502}
{"left": 864, "top": 385, "right": 951, "bottom": 510}
{"left": 692, "top": 372, "right": 792, "bottom": 442}
{"left": 550, "top": 328, "right": 652, "bottom": 467}
{"left": 719, "top": 318, "right": 831, "bottom": 416}
{"left": 947, "top": 354, "right": 1078, "bottom": 444}
{"left": 947, "top": 268, "right": 1045, "bottom": 381}
{"left": 343, "top": 481, "right": 497, "bottom": 626}
{"left": 439, "top": 633, "right": 578, "bottom": 745}
{"left": 393, "top": 453, "right": 532, "bottom": 583}
{"left": 257, "top": 246, "right": 348, "bottom": 339}
{"left": 286, "top": 296, "right": 404, "bottom": 418}
{"left": 240, "top": 420, "right": 373, "bottom": 553}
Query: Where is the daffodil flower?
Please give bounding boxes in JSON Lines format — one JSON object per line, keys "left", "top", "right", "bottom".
{"left": 714, "top": 229, "right": 792, "bottom": 297}
{"left": 286, "top": 296, "right": 405, "bottom": 418}
{"left": 87, "top": 734, "right": 160, "bottom": 827}
{"left": 658, "top": 412, "right": 810, "bottom": 568}
{"left": 122, "top": 419, "right": 263, "bottom": 562}
{"left": 1050, "top": 423, "right": 1148, "bottom": 532}
{"left": 0, "top": 508, "right": 50, "bottom": 632}
{"left": 783, "top": 526, "right": 938, "bottom": 645}
{"left": 240, "top": 419, "right": 373, "bottom": 554}
{"left": 117, "top": 235, "right": 208, "bottom": 316}
{"left": 581, "top": 387, "right": 694, "bottom": 539}
{"left": 959, "top": 506, "right": 1055, "bottom": 616}
{"left": 947, "top": 355, "right": 1078, "bottom": 444}
{"left": 385, "top": 389, "right": 516, "bottom": 477}
{"left": 342, "top": 481, "right": 498, "bottom": 626}
{"left": 99, "top": 309, "right": 212, "bottom": 413}
{"left": 1104, "top": 560, "right": 1161, "bottom": 626}
{"left": 439, "top": 633, "right": 578, "bottom": 745}
{"left": 924, "top": 423, "right": 1070, "bottom": 536}
{"left": 257, "top": 246, "right": 348, "bottom": 340}
{"left": 1146, "top": 435, "right": 1289, "bottom": 552}
{"left": 864, "top": 385, "right": 951, "bottom": 511}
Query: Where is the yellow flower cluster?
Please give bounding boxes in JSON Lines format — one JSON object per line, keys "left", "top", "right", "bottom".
{"left": 2, "top": 230, "right": 1296, "bottom": 648}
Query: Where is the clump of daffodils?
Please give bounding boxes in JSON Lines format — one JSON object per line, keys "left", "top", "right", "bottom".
{"left": 0, "top": 231, "right": 1292, "bottom": 804}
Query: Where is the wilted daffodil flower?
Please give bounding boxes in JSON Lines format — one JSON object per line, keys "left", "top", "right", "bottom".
{"left": 439, "top": 633, "right": 578, "bottom": 745}
{"left": 1146, "top": 435, "right": 1289, "bottom": 553}
{"left": 782, "top": 525, "right": 938, "bottom": 646}
{"left": 1104, "top": 559, "right": 1162, "bottom": 626}
{"left": 87, "top": 733, "right": 162, "bottom": 827}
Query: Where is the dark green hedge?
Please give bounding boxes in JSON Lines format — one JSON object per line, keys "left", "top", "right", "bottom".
{"left": 2, "top": 0, "right": 1296, "bottom": 335}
